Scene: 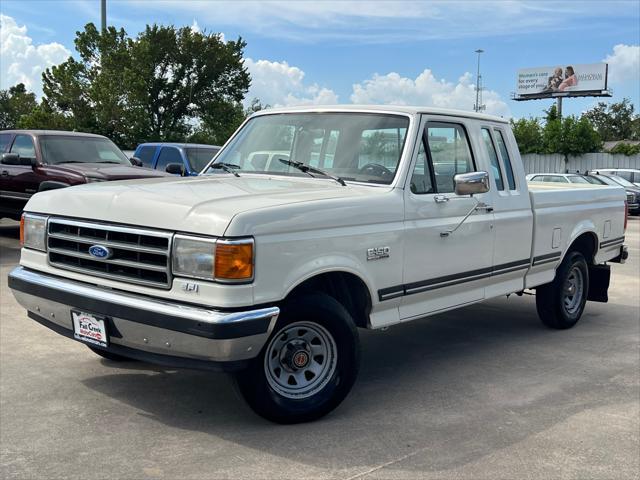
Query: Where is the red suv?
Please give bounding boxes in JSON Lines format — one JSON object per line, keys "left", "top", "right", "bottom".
{"left": 0, "top": 130, "right": 169, "bottom": 220}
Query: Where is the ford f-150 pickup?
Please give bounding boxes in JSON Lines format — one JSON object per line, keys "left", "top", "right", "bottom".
{"left": 8, "top": 106, "right": 629, "bottom": 423}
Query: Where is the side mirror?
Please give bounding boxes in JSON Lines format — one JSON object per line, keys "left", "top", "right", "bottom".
{"left": 130, "top": 156, "right": 143, "bottom": 167}
{"left": 165, "top": 163, "right": 185, "bottom": 176}
{"left": 26, "top": 157, "right": 38, "bottom": 168}
{"left": 454, "top": 171, "right": 490, "bottom": 196}
{"left": 1, "top": 153, "right": 21, "bottom": 165}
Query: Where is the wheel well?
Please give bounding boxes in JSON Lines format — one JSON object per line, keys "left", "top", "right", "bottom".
{"left": 286, "top": 272, "right": 373, "bottom": 328}
{"left": 568, "top": 232, "right": 598, "bottom": 265}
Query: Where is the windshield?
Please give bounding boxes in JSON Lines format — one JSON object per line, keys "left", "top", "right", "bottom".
{"left": 606, "top": 175, "right": 636, "bottom": 188}
{"left": 40, "top": 136, "right": 130, "bottom": 165}
{"left": 186, "top": 147, "right": 220, "bottom": 172}
{"left": 583, "top": 175, "right": 606, "bottom": 185}
{"left": 206, "top": 112, "right": 410, "bottom": 184}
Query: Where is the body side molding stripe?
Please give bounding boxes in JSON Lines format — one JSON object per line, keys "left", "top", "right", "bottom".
{"left": 599, "top": 236, "right": 625, "bottom": 248}
{"left": 377, "top": 258, "right": 532, "bottom": 302}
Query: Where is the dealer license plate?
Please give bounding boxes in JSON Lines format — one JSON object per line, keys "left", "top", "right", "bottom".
{"left": 71, "top": 311, "right": 108, "bottom": 347}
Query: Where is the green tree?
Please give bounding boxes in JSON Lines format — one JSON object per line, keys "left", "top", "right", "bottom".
{"left": 126, "top": 24, "right": 250, "bottom": 144}
{"left": 511, "top": 117, "right": 543, "bottom": 154}
{"left": 0, "top": 83, "right": 38, "bottom": 129}
{"left": 583, "top": 98, "right": 639, "bottom": 141}
{"left": 39, "top": 23, "right": 250, "bottom": 148}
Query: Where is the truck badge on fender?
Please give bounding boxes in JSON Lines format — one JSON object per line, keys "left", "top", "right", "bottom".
{"left": 367, "top": 246, "right": 390, "bottom": 261}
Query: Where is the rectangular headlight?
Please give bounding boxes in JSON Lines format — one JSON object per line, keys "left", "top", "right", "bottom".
{"left": 171, "top": 235, "right": 254, "bottom": 283}
{"left": 172, "top": 235, "right": 217, "bottom": 280}
{"left": 20, "top": 213, "right": 48, "bottom": 252}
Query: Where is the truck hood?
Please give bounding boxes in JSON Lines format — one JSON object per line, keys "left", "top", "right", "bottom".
{"left": 25, "top": 174, "right": 380, "bottom": 236}
{"left": 44, "top": 163, "right": 170, "bottom": 180}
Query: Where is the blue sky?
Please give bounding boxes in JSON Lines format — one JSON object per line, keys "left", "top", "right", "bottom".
{"left": 1, "top": 0, "right": 639, "bottom": 119}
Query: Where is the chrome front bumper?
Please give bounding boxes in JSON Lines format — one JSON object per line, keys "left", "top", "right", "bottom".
{"left": 8, "top": 266, "right": 280, "bottom": 370}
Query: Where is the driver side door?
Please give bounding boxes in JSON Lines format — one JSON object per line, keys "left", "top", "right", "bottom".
{"left": 399, "top": 116, "right": 495, "bottom": 320}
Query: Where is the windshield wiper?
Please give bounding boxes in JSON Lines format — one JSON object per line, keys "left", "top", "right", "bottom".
{"left": 95, "top": 161, "right": 122, "bottom": 164}
{"left": 278, "top": 158, "right": 346, "bottom": 186}
{"left": 210, "top": 162, "right": 241, "bottom": 177}
{"left": 57, "top": 161, "right": 86, "bottom": 164}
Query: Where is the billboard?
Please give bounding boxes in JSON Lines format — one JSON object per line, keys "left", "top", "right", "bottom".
{"left": 516, "top": 63, "right": 608, "bottom": 97}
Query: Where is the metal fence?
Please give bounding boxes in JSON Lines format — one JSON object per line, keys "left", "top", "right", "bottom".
{"left": 521, "top": 153, "right": 640, "bottom": 174}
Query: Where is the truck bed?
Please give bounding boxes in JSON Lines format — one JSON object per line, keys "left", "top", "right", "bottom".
{"left": 526, "top": 182, "right": 626, "bottom": 288}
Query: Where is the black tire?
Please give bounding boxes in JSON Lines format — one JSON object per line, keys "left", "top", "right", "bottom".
{"left": 234, "top": 293, "right": 360, "bottom": 424}
{"left": 87, "top": 346, "right": 135, "bottom": 362}
{"left": 536, "top": 251, "right": 589, "bottom": 329}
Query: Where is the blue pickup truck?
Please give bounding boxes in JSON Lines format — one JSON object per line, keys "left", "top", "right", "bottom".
{"left": 132, "top": 143, "right": 221, "bottom": 176}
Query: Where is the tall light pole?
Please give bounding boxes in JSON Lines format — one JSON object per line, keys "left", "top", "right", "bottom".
{"left": 474, "top": 49, "right": 485, "bottom": 113}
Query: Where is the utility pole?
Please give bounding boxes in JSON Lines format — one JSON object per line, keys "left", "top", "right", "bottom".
{"left": 101, "top": 0, "right": 107, "bottom": 33}
{"left": 474, "top": 49, "right": 485, "bottom": 113}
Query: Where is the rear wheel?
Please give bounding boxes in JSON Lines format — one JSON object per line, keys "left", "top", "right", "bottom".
{"left": 234, "top": 293, "right": 360, "bottom": 424}
{"left": 536, "top": 251, "right": 589, "bottom": 329}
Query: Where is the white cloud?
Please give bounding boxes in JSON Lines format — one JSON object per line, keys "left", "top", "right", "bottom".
{"left": 244, "top": 58, "right": 338, "bottom": 107}
{"left": 0, "top": 14, "right": 70, "bottom": 97}
{"left": 350, "top": 69, "right": 510, "bottom": 116}
{"left": 604, "top": 44, "right": 640, "bottom": 84}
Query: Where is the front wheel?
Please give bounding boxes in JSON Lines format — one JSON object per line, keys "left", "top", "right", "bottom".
{"left": 234, "top": 293, "right": 360, "bottom": 424}
{"left": 536, "top": 251, "right": 589, "bottom": 329}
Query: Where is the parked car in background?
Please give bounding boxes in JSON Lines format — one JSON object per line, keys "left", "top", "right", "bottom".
{"left": 0, "top": 130, "right": 170, "bottom": 220}
{"left": 526, "top": 173, "right": 593, "bottom": 184}
{"left": 133, "top": 143, "right": 221, "bottom": 176}
{"left": 593, "top": 168, "right": 640, "bottom": 187}
{"left": 586, "top": 172, "right": 640, "bottom": 215}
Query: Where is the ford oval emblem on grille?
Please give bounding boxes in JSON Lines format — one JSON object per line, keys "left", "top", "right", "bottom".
{"left": 88, "top": 245, "right": 113, "bottom": 259}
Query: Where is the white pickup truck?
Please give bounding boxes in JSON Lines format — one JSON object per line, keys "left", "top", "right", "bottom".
{"left": 9, "top": 106, "right": 629, "bottom": 423}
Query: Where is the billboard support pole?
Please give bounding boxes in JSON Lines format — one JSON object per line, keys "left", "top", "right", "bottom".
{"left": 556, "top": 97, "right": 563, "bottom": 121}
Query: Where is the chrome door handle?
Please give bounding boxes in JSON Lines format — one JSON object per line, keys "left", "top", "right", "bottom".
{"left": 475, "top": 203, "right": 494, "bottom": 213}
{"left": 1, "top": 170, "right": 8, "bottom": 176}
{"left": 434, "top": 194, "right": 449, "bottom": 203}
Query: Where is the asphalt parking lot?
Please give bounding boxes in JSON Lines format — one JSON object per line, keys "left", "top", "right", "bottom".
{"left": 1, "top": 217, "right": 638, "bottom": 480}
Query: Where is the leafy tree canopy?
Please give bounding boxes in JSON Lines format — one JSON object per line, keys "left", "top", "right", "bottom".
{"left": 19, "top": 22, "right": 251, "bottom": 149}
{"left": 0, "top": 83, "right": 38, "bottom": 130}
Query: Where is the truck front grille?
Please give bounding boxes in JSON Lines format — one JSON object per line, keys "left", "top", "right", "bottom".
{"left": 47, "top": 218, "right": 172, "bottom": 289}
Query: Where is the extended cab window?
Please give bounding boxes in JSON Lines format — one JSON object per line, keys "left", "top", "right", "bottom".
{"left": 136, "top": 146, "right": 156, "bottom": 167}
{"left": 0, "top": 133, "right": 11, "bottom": 152}
{"left": 155, "top": 147, "right": 182, "bottom": 172}
{"left": 481, "top": 128, "right": 504, "bottom": 190}
{"left": 494, "top": 130, "right": 516, "bottom": 190}
{"left": 10, "top": 134, "right": 35, "bottom": 160}
{"left": 426, "top": 123, "right": 474, "bottom": 194}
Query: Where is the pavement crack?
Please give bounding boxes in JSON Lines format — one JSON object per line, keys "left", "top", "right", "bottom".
{"left": 343, "top": 446, "right": 431, "bottom": 480}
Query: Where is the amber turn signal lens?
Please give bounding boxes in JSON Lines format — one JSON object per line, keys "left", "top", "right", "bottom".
{"left": 19, "top": 214, "right": 25, "bottom": 246}
{"left": 214, "top": 242, "right": 253, "bottom": 280}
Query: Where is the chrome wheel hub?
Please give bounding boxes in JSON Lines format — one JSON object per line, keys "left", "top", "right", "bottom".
{"left": 563, "top": 266, "right": 584, "bottom": 315}
{"left": 264, "top": 321, "right": 337, "bottom": 399}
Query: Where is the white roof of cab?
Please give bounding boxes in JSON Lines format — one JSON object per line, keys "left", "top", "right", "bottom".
{"left": 252, "top": 104, "right": 509, "bottom": 124}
